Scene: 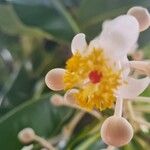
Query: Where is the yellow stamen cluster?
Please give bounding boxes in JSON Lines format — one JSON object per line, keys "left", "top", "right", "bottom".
{"left": 64, "top": 49, "right": 121, "bottom": 110}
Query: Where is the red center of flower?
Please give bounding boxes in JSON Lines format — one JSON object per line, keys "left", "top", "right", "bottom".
{"left": 88, "top": 70, "right": 103, "bottom": 84}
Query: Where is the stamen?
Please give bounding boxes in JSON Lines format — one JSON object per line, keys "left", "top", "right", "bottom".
{"left": 64, "top": 49, "right": 121, "bottom": 110}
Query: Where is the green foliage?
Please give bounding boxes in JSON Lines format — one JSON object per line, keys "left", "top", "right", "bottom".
{"left": 0, "top": 94, "right": 73, "bottom": 149}
{"left": 0, "top": 0, "right": 150, "bottom": 149}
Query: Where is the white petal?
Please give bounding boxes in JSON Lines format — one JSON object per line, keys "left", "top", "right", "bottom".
{"left": 126, "top": 43, "right": 138, "bottom": 54}
{"left": 99, "top": 15, "right": 139, "bottom": 59}
{"left": 120, "top": 57, "right": 130, "bottom": 77}
{"left": 71, "top": 33, "right": 87, "bottom": 55}
{"left": 129, "top": 61, "right": 150, "bottom": 76}
{"left": 89, "top": 39, "right": 99, "bottom": 49}
{"left": 117, "top": 77, "right": 150, "bottom": 99}
{"left": 107, "top": 55, "right": 130, "bottom": 78}
{"left": 87, "top": 38, "right": 101, "bottom": 54}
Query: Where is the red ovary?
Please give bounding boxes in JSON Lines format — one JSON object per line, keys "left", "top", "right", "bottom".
{"left": 88, "top": 70, "right": 103, "bottom": 84}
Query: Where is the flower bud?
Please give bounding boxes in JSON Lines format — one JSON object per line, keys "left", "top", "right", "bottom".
{"left": 45, "top": 68, "right": 65, "bottom": 91}
{"left": 50, "top": 94, "right": 64, "bottom": 106}
{"left": 18, "top": 128, "right": 35, "bottom": 144}
{"left": 132, "top": 51, "right": 144, "bottom": 61}
{"left": 128, "top": 7, "right": 150, "bottom": 32}
{"left": 101, "top": 116, "right": 133, "bottom": 147}
{"left": 64, "top": 89, "right": 78, "bottom": 104}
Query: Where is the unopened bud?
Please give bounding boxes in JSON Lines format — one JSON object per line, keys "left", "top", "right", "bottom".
{"left": 18, "top": 128, "right": 35, "bottom": 144}
{"left": 64, "top": 89, "right": 78, "bottom": 104}
{"left": 45, "top": 68, "right": 65, "bottom": 91}
{"left": 128, "top": 7, "right": 150, "bottom": 32}
{"left": 131, "top": 51, "right": 144, "bottom": 61}
{"left": 51, "top": 94, "right": 64, "bottom": 106}
{"left": 101, "top": 116, "right": 133, "bottom": 147}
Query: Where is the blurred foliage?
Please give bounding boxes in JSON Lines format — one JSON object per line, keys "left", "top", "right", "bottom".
{"left": 0, "top": 0, "right": 149, "bottom": 150}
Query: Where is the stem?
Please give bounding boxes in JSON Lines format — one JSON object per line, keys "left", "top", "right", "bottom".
{"left": 63, "top": 111, "right": 85, "bottom": 141}
{"left": 51, "top": 0, "right": 80, "bottom": 33}
{"left": 134, "top": 106, "right": 150, "bottom": 113}
{"left": 114, "top": 61, "right": 124, "bottom": 117}
{"left": 133, "top": 96, "right": 150, "bottom": 103}
{"left": 107, "top": 145, "right": 115, "bottom": 150}
{"left": 114, "top": 97, "right": 123, "bottom": 117}
{"left": 70, "top": 104, "right": 102, "bottom": 120}
{"left": 127, "top": 101, "right": 150, "bottom": 128}
{"left": 35, "top": 135, "right": 56, "bottom": 150}
{"left": 51, "top": 94, "right": 102, "bottom": 120}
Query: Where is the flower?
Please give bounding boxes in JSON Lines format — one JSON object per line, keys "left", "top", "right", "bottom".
{"left": 45, "top": 7, "right": 150, "bottom": 111}
{"left": 64, "top": 48, "right": 121, "bottom": 110}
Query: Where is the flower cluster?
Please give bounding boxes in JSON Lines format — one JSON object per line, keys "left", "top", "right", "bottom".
{"left": 45, "top": 7, "right": 150, "bottom": 111}
{"left": 45, "top": 6, "right": 150, "bottom": 147}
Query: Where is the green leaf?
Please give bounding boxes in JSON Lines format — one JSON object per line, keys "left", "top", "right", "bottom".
{"left": 122, "top": 137, "right": 146, "bottom": 150}
{"left": 65, "top": 120, "right": 105, "bottom": 150}
{"left": 8, "top": 0, "right": 80, "bottom": 42}
{"left": 87, "top": 140, "right": 107, "bottom": 150}
{"left": 0, "top": 4, "right": 53, "bottom": 39}
{"left": 0, "top": 94, "right": 73, "bottom": 150}
{"left": 77, "top": 0, "right": 150, "bottom": 44}
{"left": 78, "top": 0, "right": 150, "bottom": 27}
{"left": 141, "top": 87, "right": 150, "bottom": 97}
{"left": 0, "top": 66, "right": 35, "bottom": 116}
{"left": 74, "top": 133, "right": 101, "bottom": 150}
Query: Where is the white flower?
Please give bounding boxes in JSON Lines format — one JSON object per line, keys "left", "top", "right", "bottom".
{"left": 45, "top": 7, "right": 150, "bottom": 110}
{"left": 70, "top": 15, "right": 150, "bottom": 100}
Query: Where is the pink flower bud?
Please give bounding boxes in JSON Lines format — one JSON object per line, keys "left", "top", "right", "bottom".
{"left": 128, "top": 7, "right": 150, "bottom": 32}
{"left": 51, "top": 94, "right": 64, "bottom": 106}
{"left": 18, "top": 128, "right": 35, "bottom": 144}
{"left": 101, "top": 116, "right": 133, "bottom": 147}
{"left": 64, "top": 89, "right": 78, "bottom": 104}
{"left": 45, "top": 68, "right": 65, "bottom": 91}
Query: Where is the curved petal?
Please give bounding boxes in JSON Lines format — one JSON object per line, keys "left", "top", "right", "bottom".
{"left": 121, "top": 57, "right": 130, "bottom": 77}
{"left": 117, "top": 77, "right": 150, "bottom": 99}
{"left": 126, "top": 43, "right": 138, "bottom": 54}
{"left": 129, "top": 61, "right": 150, "bottom": 76}
{"left": 99, "top": 15, "right": 139, "bottom": 59}
{"left": 71, "top": 33, "right": 87, "bottom": 55}
{"left": 89, "top": 39, "right": 99, "bottom": 48}
{"left": 87, "top": 38, "right": 101, "bottom": 54}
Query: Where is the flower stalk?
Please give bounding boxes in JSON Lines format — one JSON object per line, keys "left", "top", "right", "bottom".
{"left": 114, "top": 97, "right": 123, "bottom": 117}
{"left": 133, "top": 96, "right": 150, "bottom": 103}
{"left": 51, "top": 94, "right": 102, "bottom": 120}
{"left": 62, "top": 111, "right": 85, "bottom": 141}
{"left": 18, "top": 128, "right": 56, "bottom": 150}
{"left": 127, "top": 101, "right": 150, "bottom": 128}
{"left": 34, "top": 135, "right": 56, "bottom": 150}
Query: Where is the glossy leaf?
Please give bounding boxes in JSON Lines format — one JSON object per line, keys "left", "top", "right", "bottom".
{"left": 77, "top": 0, "right": 150, "bottom": 46}
{"left": 8, "top": 0, "right": 80, "bottom": 42}
{"left": 0, "top": 4, "right": 52, "bottom": 39}
{"left": 0, "top": 94, "right": 73, "bottom": 150}
{"left": 0, "top": 66, "right": 35, "bottom": 116}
